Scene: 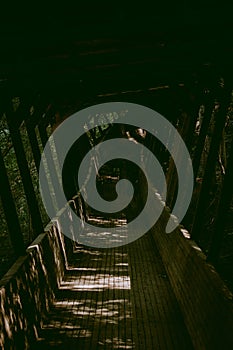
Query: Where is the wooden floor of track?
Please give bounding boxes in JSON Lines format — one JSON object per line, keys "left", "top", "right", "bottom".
{"left": 34, "top": 229, "right": 193, "bottom": 349}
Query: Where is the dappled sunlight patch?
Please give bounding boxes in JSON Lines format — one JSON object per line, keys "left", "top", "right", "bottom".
{"left": 67, "top": 267, "right": 98, "bottom": 272}
{"left": 87, "top": 217, "right": 127, "bottom": 227}
{"left": 115, "top": 263, "right": 128, "bottom": 266}
{"left": 73, "top": 247, "right": 102, "bottom": 255}
{"left": 180, "top": 228, "right": 191, "bottom": 239}
{"left": 78, "top": 227, "right": 129, "bottom": 246}
{"left": 55, "top": 300, "right": 84, "bottom": 307}
{"left": 34, "top": 241, "right": 135, "bottom": 348}
{"left": 75, "top": 214, "right": 129, "bottom": 247}
{"left": 38, "top": 293, "right": 134, "bottom": 347}
{"left": 60, "top": 274, "right": 131, "bottom": 291}
{"left": 98, "top": 337, "right": 134, "bottom": 349}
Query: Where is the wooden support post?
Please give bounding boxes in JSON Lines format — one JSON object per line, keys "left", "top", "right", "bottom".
{"left": 38, "top": 120, "right": 49, "bottom": 148}
{"left": 192, "top": 94, "right": 213, "bottom": 179}
{"left": 38, "top": 122, "right": 63, "bottom": 211}
{"left": 25, "top": 119, "right": 42, "bottom": 172}
{"left": 0, "top": 149, "right": 25, "bottom": 256}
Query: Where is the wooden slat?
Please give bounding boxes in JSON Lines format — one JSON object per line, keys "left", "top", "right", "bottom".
{"left": 38, "top": 123, "right": 64, "bottom": 212}
{"left": 192, "top": 92, "right": 214, "bottom": 179}
{"left": 0, "top": 148, "right": 25, "bottom": 256}
{"left": 25, "top": 121, "right": 42, "bottom": 172}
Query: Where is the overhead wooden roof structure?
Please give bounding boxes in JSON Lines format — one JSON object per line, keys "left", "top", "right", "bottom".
{"left": 0, "top": 3, "right": 233, "bottom": 96}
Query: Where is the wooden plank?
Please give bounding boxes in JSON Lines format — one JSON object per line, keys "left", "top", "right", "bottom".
{"left": 25, "top": 120, "right": 42, "bottom": 172}
{"left": 38, "top": 123, "right": 64, "bottom": 212}
{"left": 192, "top": 92, "right": 214, "bottom": 179}
{"left": 0, "top": 148, "right": 25, "bottom": 256}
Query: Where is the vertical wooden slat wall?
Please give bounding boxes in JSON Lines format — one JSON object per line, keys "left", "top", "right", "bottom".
{"left": 191, "top": 85, "right": 230, "bottom": 241}
{"left": 5, "top": 103, "right": 44, "bottom": 237}
{"left": 208, "top": 139, "right": 233, "bottom": 264}
{"left": 0, "top": 92, "right": 57, "bottom": 264}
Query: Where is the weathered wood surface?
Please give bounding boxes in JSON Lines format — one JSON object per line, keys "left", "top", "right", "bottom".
{"left": 34, "top": 231, "right": 192, "bottom": 349}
